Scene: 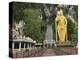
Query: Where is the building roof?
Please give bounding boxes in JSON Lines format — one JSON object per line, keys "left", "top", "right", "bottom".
{"left": 9, "top": 37, "right": 36, "bottom": 43}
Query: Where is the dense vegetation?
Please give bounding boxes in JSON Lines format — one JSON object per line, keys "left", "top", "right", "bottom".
{"left": 12, "top": 2, "right": 46, "bottom": 43}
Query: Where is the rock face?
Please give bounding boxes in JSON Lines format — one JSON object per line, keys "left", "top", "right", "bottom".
{"left": 44, "top": 24, "right": 54, "bottom": 48}
{"left": 43, "top": 22, "right": 54, "bottom": 48}
{"left": 45, "top": 25, "right": 53, "bottom": 40}
{"left": 43, "top": 5, "right": 54, "bottom": 48}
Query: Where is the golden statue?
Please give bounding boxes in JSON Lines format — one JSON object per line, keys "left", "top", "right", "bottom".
{"left": 55, "top": 9, "right": 67, "bottom": 42}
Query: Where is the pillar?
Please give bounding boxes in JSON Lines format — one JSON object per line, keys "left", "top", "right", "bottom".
{"left": 12, "top": 42, "right": 15, "bottom": 53}
{"left": 33, "top": 43, "right": 34, "bottom": 48}
{"left": 26, "top": 43, "right": 27, "bottom": 48}
{"left": 19, "top": 42, "right": 21, "bottom": 51}
{"left": 24, "top": 43, "right": 26, "bottom": 50}
{"left": 34, "top": 44, "right": 35, "bottom": 48}
{"left": 27, "top": 43, "right": 29, "bottom": 48}
{"left": 12, "top": 42, "right": 14, "bottom": 49}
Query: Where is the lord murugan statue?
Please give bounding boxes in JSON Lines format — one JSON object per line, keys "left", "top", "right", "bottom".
{"left": 55, "top": 9, "right": 67, "bottom": 42}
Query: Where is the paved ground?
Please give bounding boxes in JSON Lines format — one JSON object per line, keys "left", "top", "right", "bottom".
{"left": 41, "top": 49, "right": 56, "bottom": 56}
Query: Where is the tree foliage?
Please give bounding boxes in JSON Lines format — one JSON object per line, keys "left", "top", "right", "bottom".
{"left": 12, "top": 2, "right": 46, "bottom": 43}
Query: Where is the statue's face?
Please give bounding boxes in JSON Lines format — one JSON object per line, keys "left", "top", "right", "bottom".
{"left": 57, "top": 11, "right": 60, "bottom": 16}
{"left": 60, "top": 9, "right": 63, "bottom": 16}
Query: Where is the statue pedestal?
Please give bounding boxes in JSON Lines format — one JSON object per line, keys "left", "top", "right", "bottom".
{"left": 55, "top": 40, "right": 72, "bottom": 47}
{"left": 43, "top": 40, "right": 55, "bottom": 48}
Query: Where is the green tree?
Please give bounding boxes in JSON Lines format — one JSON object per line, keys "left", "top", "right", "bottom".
{"left": 12, "top": 2, "right": 46, "bottom": 43}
